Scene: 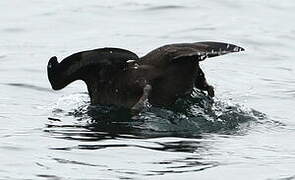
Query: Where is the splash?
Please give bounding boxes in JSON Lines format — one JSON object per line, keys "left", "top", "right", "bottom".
{"left": 47, "top": 90, "right": 266, "bottom": 139}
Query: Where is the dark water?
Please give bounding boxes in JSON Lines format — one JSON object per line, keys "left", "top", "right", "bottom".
{"left": 0, "top": 0, "right": 295, "bottom": 179}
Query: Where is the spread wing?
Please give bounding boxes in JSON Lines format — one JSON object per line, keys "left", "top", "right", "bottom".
{"left": 141, "top": 41, "right": 244, "bottom": 65}
{"left": 47, "top": 48, "right": 139, "bottom": 90}
{"left": 171, "top": 41, "right": 244, "bottom": 62}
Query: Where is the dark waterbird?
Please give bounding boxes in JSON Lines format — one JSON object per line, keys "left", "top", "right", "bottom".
{"left": 47, "top": 41, "right": 244, "bottom": 112}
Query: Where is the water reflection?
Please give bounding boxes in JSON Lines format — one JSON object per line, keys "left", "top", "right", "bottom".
{"left": 149, "top": 159, "right": 219, "bottom": 175}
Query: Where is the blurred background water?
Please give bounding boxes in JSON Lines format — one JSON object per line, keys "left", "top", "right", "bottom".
{"left": 0, "top": 0, "right": 295, "bottom": 179}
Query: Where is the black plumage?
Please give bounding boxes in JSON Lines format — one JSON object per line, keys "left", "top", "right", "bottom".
{"left": 47, "top": 41, "right": 244, "bottom": 111}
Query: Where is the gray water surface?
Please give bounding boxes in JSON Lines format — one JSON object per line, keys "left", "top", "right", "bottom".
{"left": 0, "top": 0, "right": 295, "bottom": 179}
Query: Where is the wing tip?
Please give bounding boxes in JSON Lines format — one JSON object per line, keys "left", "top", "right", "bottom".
{"left": 232, "top": 45, "right": 245, "bottom": 52}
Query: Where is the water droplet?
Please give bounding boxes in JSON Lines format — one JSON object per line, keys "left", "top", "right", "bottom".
{"left": 127, "top": 59, "right": 136, "bottom": 63}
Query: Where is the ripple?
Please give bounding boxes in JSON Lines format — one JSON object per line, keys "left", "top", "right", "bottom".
{"left": 143, "top": 5, "right": 187, "bottom": 11}
{"left": 1, "top": 27, "right": 25, "bottom": 33}
{"left": 52, "top": 158, "right": 105, "bottom": 167}
{"left": 3, "top": 83, "right": 52, "bottom": 92}
{"left": 36, "top": 174, "right": 62, "bottom": 179}
{"left": 175, "top": 27, "right": 217, "bottom": 33}
{"left": 45, "top": 135, "right": 219, "bottom": 176}
{"left": 269, "top": 175, "right": 295, "bottom": 180}
{"left": 48, "top": 137, "right": 210, "bottom": 153}
{"left": 149, "top": 161, "right": 218, "bottom": 175}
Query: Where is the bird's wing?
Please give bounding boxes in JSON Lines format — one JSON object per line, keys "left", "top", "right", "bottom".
{"left": 169, "top": 41, "right": 245, "bottom": 62}
{"left": 47, "top": 47, "right": 139, "bottom": 90}
{"left": 58, "top": 47, "right": 139, "bottom": 74}
{"left": 141, "top": 41, "right": 244, "bottom": 66}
